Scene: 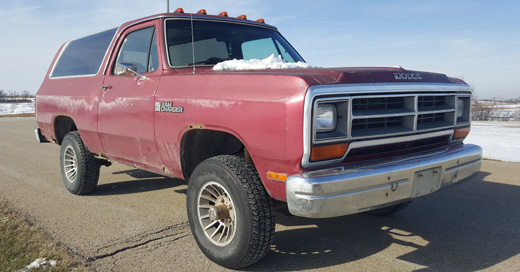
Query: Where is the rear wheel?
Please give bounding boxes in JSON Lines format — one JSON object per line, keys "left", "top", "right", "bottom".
{"left": 60, "top": 131, "right": 100, "bottom": 195}
{"left": 187, "top": 155, "right": 275, "bottom": 269}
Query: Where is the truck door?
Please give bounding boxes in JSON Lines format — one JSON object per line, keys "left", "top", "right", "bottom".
{"left": 98, "top": 21, "right": 162, "bottom": 172}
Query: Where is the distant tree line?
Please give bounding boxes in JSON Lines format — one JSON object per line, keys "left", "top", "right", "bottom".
{"left": 0, "top": 89, "right": 34, "bottom": 103}
{"left": 503, "top": 97, "right": 520, "bottom": 104}
{"left": 472, "top": 97, "right": 520, "bottom": 121}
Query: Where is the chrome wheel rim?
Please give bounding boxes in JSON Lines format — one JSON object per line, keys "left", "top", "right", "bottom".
{"left": 197, "top": 181, "right": 236, "bottom": 246}
{"left": 63, "top": 146, "right": 77, "bottom": 183}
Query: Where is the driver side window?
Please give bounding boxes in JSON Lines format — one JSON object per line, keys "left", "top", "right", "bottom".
{"left": 114, "top": 27, "right": 158, "bottom": 74}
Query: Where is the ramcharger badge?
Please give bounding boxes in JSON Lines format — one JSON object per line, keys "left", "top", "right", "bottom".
{"left": 155, "top": 101, "right": 183, "bottom": 113}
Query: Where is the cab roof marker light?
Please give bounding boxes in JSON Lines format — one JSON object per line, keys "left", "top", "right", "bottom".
{"left": 218, "top": 11, "right": 228, "bottom": 17}
{"left": 197, "top": 9, "right": 207, "bottom": 15}
{"left": 256, "top": 18, "right": 265, "bottom": 23}
{"left": 237, "top": 14, "right": 247, "bottom": 20}
{"left": 174, "top": 8, "right": 184, "bottom": 13}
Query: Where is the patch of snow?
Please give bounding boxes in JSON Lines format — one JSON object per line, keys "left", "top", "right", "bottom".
{"left": 13, "top": 103, "right": 34, "bottom": 114}
{"left": 495, "top": 104, "right": 520, "bottom": 109}
{"left": 213, "top": 54, "right": 313, "bottom": 71}
{"left": 0, "top": 102, "right": 35, "bottom": 115}
{"left": 16, "top": 258, "right": 57, "bottom": 272}
{"left": 465, "top": 121, "right": 520, "bottom": 162}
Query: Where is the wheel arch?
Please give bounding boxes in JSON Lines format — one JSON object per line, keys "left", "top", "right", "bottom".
{"left": 180, "top": 128, "right": 253, "bottom": 180}
{"left": 53, "top": 115, "right": 77, "bottom": 145}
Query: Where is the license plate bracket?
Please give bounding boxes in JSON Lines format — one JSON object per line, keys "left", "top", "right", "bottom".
{"left": 411, "top": 167, "right": 442, "bottom": 198}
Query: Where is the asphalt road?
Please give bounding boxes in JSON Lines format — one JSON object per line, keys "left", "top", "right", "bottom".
{"left": 1, "top": 117, "right": 519, "bottom": 272}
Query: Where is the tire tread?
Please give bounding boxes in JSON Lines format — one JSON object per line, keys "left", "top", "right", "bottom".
{"left": 188, "top": 155, "right": 275, "bottom": 269}
{"left": 210, "top": 155, "right": 275, "bottom": 268}
{"left": 61, "top": 131, "right": 100, "bottom": 195}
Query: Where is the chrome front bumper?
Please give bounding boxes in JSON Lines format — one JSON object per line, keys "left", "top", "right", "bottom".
{"left": 286, "top": 144, "right": 482, "bottom": 218}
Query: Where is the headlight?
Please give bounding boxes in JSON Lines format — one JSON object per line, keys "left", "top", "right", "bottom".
{"left": 457, "top": 98, "right": 465, "bottom": 119}
{"left": 316, "top": 104, "right": 337, "bottom": 132}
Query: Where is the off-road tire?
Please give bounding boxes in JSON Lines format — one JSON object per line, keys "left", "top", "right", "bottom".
{"left": 60, "top": 131, "right": 100, "bottom": 195}
{"left": 187, "top": 155, "right": 275, "bottom": 269}
{"left": 365, "top": 201, "right": 411, "bottom": 216}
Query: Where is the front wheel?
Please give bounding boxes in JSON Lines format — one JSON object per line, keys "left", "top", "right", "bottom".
{"left": 186, "top": 155, "right": 275, "bottom": 269}
{"left": 60, "top": 131, "right": 100, "bottom": 195}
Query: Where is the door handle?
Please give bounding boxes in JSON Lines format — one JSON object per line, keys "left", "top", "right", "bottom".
{"left": 101, "top": 85, "right": 112, "bottom": 91}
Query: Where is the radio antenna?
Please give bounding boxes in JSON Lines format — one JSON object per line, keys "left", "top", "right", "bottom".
{"left": 166, "top": 0, "right": 169, "bottom": 12}
{"left": 190, "top": 0, "right": 196, "bottom": 74}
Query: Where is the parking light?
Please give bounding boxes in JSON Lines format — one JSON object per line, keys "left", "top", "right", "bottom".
{"left": 311, "top": 143, "right": 349, "bottom": 161}
{"left": 453, "top": 127, "right": 470, "bottom": 139}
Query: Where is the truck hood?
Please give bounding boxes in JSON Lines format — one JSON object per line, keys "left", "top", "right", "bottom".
{"left": 209, "top": 66, "right": 464, "bottom": 86}
{"left": 163, "top": 66, "right": 468, "bottom": 108}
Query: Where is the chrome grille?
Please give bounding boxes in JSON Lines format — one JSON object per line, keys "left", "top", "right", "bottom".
{"left": 418, "top": 96, "right": 446, "bottom": 109}
{"left": 351, "top": 116, "right": 409, "bottom": 138}
{"left": 418, "top": 113, "right": 445, "bottom": 124}
{"left": 352, "top": 97, "right": 405, "bottom": 111}
{"left": 304, "top": 83, "right": 473, "bottom": 168}
{"left": 352, "top": 116, "right": 403, "bottom": 130}
{"left": 349, "top": 94, "right": 457, "bottom": 140}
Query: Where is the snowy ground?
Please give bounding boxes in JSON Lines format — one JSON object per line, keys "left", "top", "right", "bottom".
{"left": 465, "top": 121, "right": 520, "bottom": 162}
{"left": 0, "top": 100, "right": 35, "bottom": 115}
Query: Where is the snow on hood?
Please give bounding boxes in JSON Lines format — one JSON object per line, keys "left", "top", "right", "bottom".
{"left": 213, "top": 54, "right": 313, "bottom": 71}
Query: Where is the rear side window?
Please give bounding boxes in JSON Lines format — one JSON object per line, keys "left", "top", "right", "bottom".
{"left": 51, "top": 28, "right": 117, "bottom": 78}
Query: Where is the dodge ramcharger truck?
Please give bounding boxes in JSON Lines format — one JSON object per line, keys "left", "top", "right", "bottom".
{"left": 35, "top": 9, "right": 483, "bottom": 268}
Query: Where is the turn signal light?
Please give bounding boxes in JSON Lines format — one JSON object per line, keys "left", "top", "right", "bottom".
{"left": 267, "top": 171, "right": 288, "bottom": 182}
{"left": 453, "top": 127, "right": 470, "bottom": 139}
{"left": 174, "top": 8, "right": 184, "bottom": 13}
{"left": 311, "top": 143, "right": 349, "bottom": 161}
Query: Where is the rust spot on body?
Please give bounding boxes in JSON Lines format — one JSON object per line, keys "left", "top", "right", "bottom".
{"left": 188, "top": 124, "right": 205, "bottom": 130}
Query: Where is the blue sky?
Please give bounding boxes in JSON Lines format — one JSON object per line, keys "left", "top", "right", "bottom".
{"left": 1, "top": 0, "right": 519, "bottom": 98}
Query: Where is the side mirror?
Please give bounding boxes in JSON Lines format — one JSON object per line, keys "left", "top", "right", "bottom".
{"left": 115, "top": 62, "right": 147, "bottom": 80}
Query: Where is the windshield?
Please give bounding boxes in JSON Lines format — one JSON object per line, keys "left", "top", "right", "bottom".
{"left": 165, "top": 19, "right": 304, "bottom": 67}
